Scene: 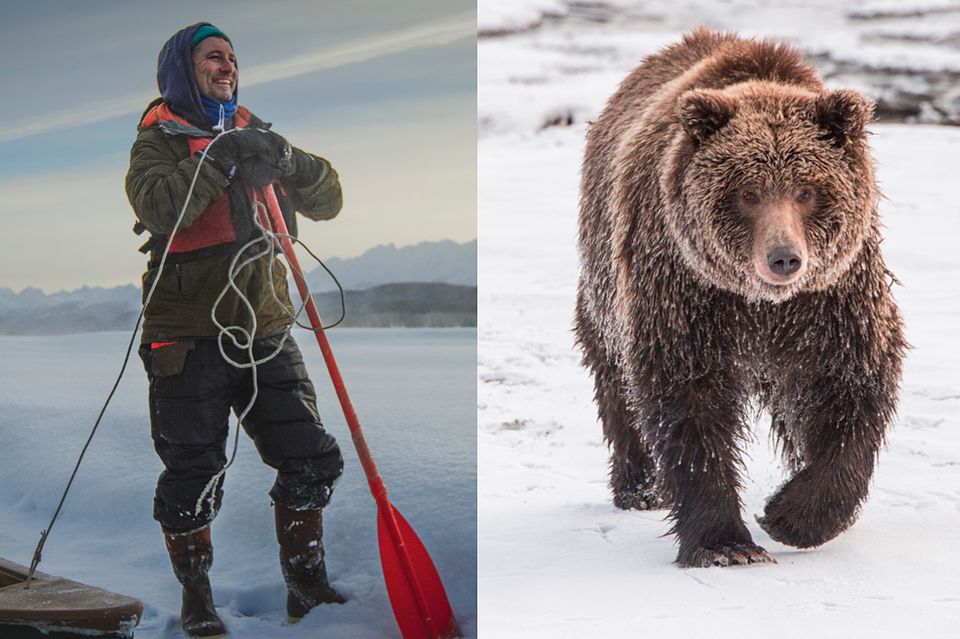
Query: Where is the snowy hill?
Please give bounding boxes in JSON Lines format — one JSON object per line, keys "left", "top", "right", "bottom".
{"left": 478, "top": 2, "right": 960, "bottom": 638}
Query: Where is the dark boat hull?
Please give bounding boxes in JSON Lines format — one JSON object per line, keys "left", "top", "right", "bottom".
{"left": 0, "top": 557, "right": 142, "bottom": 639}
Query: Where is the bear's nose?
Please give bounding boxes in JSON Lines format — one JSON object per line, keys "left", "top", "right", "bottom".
{"left": 767, "top": 246, "right": 803, "bottom": 277}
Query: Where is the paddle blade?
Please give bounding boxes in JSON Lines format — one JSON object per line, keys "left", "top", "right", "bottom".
{"left": 378, "top": 503, "right": 460, "bottom": 639}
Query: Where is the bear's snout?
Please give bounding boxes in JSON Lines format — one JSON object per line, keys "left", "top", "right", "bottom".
{"left": 767, "top": 245, "right": 803, "bottom": 278}
{"left": 751, "top": 201, "right": 809, "bottom": 287}
{"left": 755, "top": 241, "right": 807, "bottom": 285}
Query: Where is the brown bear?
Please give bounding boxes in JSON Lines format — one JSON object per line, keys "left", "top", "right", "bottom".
{"left": 574, "top": 28, "right": 906, "bottom": 567}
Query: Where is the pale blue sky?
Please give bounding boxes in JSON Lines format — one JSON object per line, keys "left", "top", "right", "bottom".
{"left": 0, "top": 0, "right": 476, "bottom": 292}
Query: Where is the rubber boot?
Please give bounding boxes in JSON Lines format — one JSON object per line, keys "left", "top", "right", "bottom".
{"left": 275, "top": 504, "right": 345, "bottom": 621}
{"left": 164, "top": 527, "right": 227, "bottom": 638}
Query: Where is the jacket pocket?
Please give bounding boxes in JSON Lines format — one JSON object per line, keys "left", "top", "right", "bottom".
{"left": 148, "top": 340, "right": 196, "bottom": 377}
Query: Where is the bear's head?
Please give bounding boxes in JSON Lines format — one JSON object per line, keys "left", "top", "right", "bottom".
{"left": 662, "top": 81, "right": 877, "bottom": 303}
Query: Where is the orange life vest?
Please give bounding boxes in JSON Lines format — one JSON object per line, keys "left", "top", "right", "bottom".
{"left": 137, "top": 102, "right": 287, "bottom": 261}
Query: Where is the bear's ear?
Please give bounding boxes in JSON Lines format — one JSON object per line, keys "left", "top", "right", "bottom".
{"left": 815, "top": 89, "right": 874, "bottom": 148}
{"left": 677, "top": 89, "right": 737, "bottom": 146}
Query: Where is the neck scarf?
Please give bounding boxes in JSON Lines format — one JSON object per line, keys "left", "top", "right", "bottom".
{"left": 200, "top": 95, "right": 237, "bottom": 130}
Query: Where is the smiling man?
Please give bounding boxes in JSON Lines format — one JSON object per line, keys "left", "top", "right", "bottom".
{"left": 194, "top": 34, "right": 237, "bottom": 104}
{"left": 125, "top": 22, "right": 346, "bottom": 638}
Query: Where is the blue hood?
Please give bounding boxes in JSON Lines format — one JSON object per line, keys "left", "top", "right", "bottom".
{"left": 157, "top": 22, "right": 237, "bottom": 131}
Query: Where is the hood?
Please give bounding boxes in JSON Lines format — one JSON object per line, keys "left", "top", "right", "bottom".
{"left": 156, "top": 22, "right": 237, "bottom": 131}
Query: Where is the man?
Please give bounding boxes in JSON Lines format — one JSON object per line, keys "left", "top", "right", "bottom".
{"left": 126, "top": 23, "right": 345, "bottom": 638}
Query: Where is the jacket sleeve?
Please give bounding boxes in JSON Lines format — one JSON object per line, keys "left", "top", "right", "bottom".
{"left": 125, "top": 127, "right": 231, "bottom": 234}
{"left": 280, "top": 147, "right": 343, "bottom": 221}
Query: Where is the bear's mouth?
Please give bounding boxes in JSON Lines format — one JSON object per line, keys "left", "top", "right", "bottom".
{"left": 751, "top": 273, "right": 805, "bottom": 303}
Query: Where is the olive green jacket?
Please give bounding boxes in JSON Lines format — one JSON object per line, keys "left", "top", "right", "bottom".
{"left": 125, "top": 109, "right": 342, "bottom": 343}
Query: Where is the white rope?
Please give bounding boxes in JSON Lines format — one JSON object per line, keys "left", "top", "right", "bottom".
{"left": 193, "top": 188, "right": 313, "bottom": 517}
{"left": 191, "top": 147, "right": 343, "bottom": 517}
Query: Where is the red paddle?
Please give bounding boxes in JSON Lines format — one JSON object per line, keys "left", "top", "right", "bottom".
{"left": 262, "top": 185, "right": 461, "bottom": 639}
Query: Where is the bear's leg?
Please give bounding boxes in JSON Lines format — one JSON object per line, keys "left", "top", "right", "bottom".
{"left": 758, "top": 371, "right": 897, "bottom": 548}
{"left": 600, "top": 380, "right": 664, "bottom": 511}
{"left": 651, "top": 373, "right": 775, "bottom": 567}
{"left": 575, "top": 301, "right": 664, "bottom": 510}
{"left": 610, "top": 443, "right": 662, "bottom": 511}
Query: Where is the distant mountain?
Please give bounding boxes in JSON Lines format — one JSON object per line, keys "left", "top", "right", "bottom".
{"left": 304, "top": 239, "right": 477, "bottom": 292}
{"left": 0, "top": 240, "right": 478, "bottom": 335}
{"left": 0, "top": 285, "right": 141, "bottom": 334}
{"left": 0, "top": 301, "right": 140, "bottom": 335}
{"left": 0, "top": 285, "right": 141, "bottom": 313}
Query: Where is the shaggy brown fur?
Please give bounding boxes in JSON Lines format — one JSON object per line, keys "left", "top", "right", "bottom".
{"left": 575, "top": 29, "right": 905, "bottom": 567}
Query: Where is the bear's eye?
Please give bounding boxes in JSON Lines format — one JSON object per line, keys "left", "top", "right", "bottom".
{"left": 797, "top": 188, "right": 814, "bottom": 203}
{"left": 741, "top": 190, "right": 759, "bottom": 204}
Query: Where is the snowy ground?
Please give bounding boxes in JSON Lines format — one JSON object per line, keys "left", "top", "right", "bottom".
{"left": 478, "top": 3, "right": 960, "bottom": 638}
{"left": 0, "top": 329, "right": 476, "bottom": 639}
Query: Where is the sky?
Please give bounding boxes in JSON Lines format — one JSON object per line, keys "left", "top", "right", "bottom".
{"left": 0, "top": 0, "right": 476, "bottom": 292}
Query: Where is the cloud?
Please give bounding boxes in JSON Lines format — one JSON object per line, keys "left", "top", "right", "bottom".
{"left": 0, "top": 92, "right": 157, "bottom": 145}
{"left": 241, "top": 10, "right": 476, "bottom": 87}
{"left": 0, "top": 91, "right": 476, "bottom": 292}
{"left": 0, "top": 10, "right": 475, "bottom": 145}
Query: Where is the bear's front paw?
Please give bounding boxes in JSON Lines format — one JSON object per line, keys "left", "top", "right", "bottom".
{"left": 612, "top": 486, "right": 666, "bottom": 511}
{"left": 676, "top": 542, "right": 776, "bottom": 568}
{"left": 758, "top": 475, "right": 861, "bottom": 549}
{"left": 755, "top": 508, "right": 853, "bottom": 549}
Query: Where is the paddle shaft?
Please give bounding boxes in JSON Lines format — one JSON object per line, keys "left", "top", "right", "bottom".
{"left": 261, "top": 186, "right": 441, "bottom": 638}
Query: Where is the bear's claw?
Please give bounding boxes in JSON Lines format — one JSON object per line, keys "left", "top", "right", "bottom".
{"left": 677, "top": 542, "right": 776, "bottom": 568}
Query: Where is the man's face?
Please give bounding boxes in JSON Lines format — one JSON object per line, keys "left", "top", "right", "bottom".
{"left": 192, "top": 37, "right": 236, "bottom": 103}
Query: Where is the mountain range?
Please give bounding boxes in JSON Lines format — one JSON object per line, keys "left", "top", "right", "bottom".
{"left": 304, "top": 239, "right": 476, "bottom": 292}
{"left": 0, "top": 240, "right": 476, "bottom": 334}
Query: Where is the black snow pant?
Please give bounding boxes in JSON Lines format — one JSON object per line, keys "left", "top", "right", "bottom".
{"left": 139, "top": 333, "right": 343, "bottom": 534}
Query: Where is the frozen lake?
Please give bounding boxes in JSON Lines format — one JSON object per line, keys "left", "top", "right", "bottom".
{"left": 0, "top": 327, "right": 477, "bottom": 638}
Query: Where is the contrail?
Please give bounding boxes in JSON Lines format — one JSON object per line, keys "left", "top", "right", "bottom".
{"left": 243, "top": 10, "right": 475, "bottom": 86}
{"left": 0, "top": 10, "right": 474, "bottom": 144}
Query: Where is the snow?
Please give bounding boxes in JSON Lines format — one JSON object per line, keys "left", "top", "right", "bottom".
{"left": 478, "top": 3, "right": 960, "bottom": 638}
{"left": 0, "top": 329, "right": 476, "bottom": 639}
